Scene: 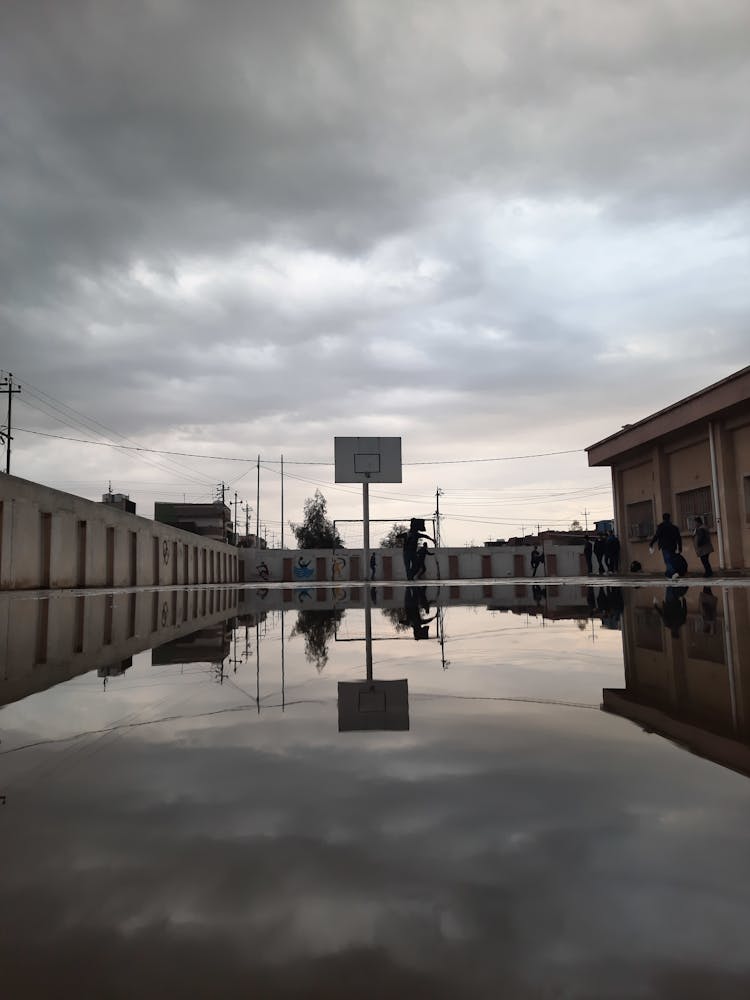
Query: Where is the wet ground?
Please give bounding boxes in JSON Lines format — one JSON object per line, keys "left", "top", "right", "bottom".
{"left": 2, "top": 581, "right": 750, "bottom": 999}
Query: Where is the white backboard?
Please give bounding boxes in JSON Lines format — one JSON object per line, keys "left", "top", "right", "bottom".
{"left": 334, "top": 436, "right": 402, "bottom": 483}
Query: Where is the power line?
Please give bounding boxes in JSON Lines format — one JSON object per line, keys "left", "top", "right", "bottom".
{"left": 13, "top": 425, "right": 584, "bottom": 467}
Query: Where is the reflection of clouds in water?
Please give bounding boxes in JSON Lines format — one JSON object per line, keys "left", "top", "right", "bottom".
{"left": 3, "top": 595, "right": 750, "bottom": 995}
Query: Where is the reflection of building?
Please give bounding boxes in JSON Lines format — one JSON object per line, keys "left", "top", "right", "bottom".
{"left": 587, "top": 366, "right": 750, "bottom": 572}
{"left": 155, "top": 502, "right": 232, "bottom": 543}
{"left": 604, "top": 587, "right": 750, "bottom": 778}
{"left": 337, "top": 680, "right": 409, "bottom": 731}
{"left": 151, "top": 625, "right": 231, "bottom": 666}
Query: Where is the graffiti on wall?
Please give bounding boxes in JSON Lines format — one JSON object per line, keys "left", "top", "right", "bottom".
{"left": 332, "top": 556, "right": 347, "bottom": 580}
{"left": 293, "top": 557, "right": 315, "bottom": 581}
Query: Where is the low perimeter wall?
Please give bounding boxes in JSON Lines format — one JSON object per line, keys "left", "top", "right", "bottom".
{"left": 241, "top": 543, "right": 588, "bottom": 584}
{"left": 0, "top": 474, "right": 240, "bottom": 590}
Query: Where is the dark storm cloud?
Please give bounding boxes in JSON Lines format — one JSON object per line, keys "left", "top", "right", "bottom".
{"left": 1, "top": 0, "right": 749, "bottom": 530}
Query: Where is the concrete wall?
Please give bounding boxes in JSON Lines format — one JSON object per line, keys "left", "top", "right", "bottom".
{"left": 0, "top": 474, "right": 240, "bottom": 590}
{"left": 240, "top": 542, "right": 588, "bottom": 584}
{"left": 0, "top": 586, "right": 240, "bottom": 708}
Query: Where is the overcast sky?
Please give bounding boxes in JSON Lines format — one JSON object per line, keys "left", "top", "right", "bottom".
{"left": 2, "top": 0, "right": 749, "bottom": 544}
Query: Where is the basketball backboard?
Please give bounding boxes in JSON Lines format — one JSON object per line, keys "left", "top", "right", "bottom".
{"left": 334, "top": 436, "right": 402, "bottom": 483}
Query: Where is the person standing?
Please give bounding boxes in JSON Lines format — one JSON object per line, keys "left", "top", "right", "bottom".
{"left": 692, "top": 516, "right": 714, "bottom": 577}
{"left": 530, "top": 546, "right": 543, "bottom": 577}
{"left": 649, "top": 512, "right": 682, "bottom": 580}
{"left": 370, "top": 552, "right": 377, "bottom": 581}
{"left": 605, "top": 531, "right": 620, "bottom": 574}
{"left": 414, "top": 542, "right": 430, "bottom": 580}
{"left": 583, "top": 536, "right": 593, "bottom": 575}
{"left": 593, "top": 535, "right": 606, "bottom": 575}
{"left": 400, "top": 519, "right": 434, "bottom": 581}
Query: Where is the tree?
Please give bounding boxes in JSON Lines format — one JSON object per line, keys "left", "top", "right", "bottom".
{"left": 291, "top": 490, "right": 343, "bottom": 549}
{"left": 379, "top": 522, "right": 408, "bottom": 548}
{"left": 570, "top": 519, "right": 583, "bottom": 531}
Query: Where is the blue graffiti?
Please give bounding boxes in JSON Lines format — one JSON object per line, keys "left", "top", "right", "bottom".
{"left": 293, "top": 557, "right": 315, "bottom": 580}
{"left": 298, "top": 589, "right": 312, "bottom": 602}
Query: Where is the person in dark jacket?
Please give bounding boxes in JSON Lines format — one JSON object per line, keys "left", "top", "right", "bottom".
{"left": 400, "top": 519, "right": 435, "bottom": 581}
{"left": 604, "top": 531, "right": 620, "bottom": 574}
{"left": 593, "top": 535, "right": 606, "bottom": 575}
{"left": 653, "top": 587, "right": 688, "bottom": 638}
{"left": 692, "top": 515, "right": 714, "bottom": 577}
{"left": 583, "top": 536, "right": 593, "bottom": 575}
{"left": 649, "top": 512, "right": 682, "bottom": 580}
{"left": 530, "top": 546, "right": 544, "bottom": 577}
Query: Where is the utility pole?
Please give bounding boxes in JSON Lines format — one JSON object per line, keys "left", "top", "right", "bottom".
{"left": 245, "top": 502, "right": 250, "bottom": 542}
{"left": 1, "top": 373, "right": 21, "bottom": 475}
{"left": 280, "top": 454, "right": 284, "bottom": 549}
{"left": 256, "top": 455, "right": 260, "bottom": 550}
{"left": 583, "top": 508, "right": 589, "bottom": 532}
{"left": 435, "top": 487, "right": 443, "bottom": 547}
{"left": 216, "top": 482, "right": 227, "bottom": 541}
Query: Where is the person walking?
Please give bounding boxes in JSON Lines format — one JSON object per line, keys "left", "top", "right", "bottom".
{"left": 649, "top": 512, "right": 683, "bottom": 580}
{"left": 692, "top": 516, "right": 714, "bottom": 577}
{"left": 593, "top": 535, "right": 607, "bottom": 575}
{"left": 583, "top": 536, "right": 593, "bottom": 575}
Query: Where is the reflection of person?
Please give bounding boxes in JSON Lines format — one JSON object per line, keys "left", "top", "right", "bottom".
{"left": 583, "top": 536, "right": 593, "bottom": 575}
{"left": 699, "top": 586, "right": 718, "bottom": 633}
{"left": 652, "top": 586, "right": 688, "bottom": 638}
{"left": 649, "top": 512, "right": 682, "bottom": 580}
{"left": 692, "top": 516, "right": 714, "bottom": 577}
{"left": 400, "top": 519, "right": 435, "bottom": 581}
{"left": 402, "top": 586, "right": 437, "bottom": 640}
{"left": 370, "top": 553, "right": 377, "bottom": 580}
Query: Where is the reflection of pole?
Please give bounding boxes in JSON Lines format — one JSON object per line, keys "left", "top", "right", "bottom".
{"left": 723, "top": 587, "right": 738, "bottom": 734}
{"left": 364, "top": 581, "right": 373, "bottom": 682}
{"left": 362, "top": 479, "right": 370, "bottom": 583}
{"left": 281, "top": 608, "right": 285, "bottom": 711}
{"left": 256, "top": 621, "right": 260, "bottom": 714}
{"left": 438, "top": 604, "right": 448, "bottom": 670}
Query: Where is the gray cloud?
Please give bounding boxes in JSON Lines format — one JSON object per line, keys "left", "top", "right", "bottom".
{"left": 1, "top": 0, "right": 749, "bottom": 536}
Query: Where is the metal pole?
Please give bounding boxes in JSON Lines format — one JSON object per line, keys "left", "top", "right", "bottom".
{"left": 362, "top": 480, "right": 370, "bottom": 583}
{"left": 708, "top": 422, "right": 726, "bottom": 570}
{"left": 3, "top": 373, "right": 21, "bottom": 475}
{"left": 256, "top": 454, "right": 260, "bottom": 550}
{"left": 280, "top": 454, "right": 284, "bottom": 550}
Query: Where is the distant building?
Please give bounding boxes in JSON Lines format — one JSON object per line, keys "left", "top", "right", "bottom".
{"left": 101, "top": 491, "right": 136, "bottom": 514}
{"left": 594, "top": 519, "right": 614, "bottom": 534}
{"left": 154, "top": 501, "right": 232, "bottom": 543}
{"left": 587, "top": 366, "right": 750, "bottom": 572}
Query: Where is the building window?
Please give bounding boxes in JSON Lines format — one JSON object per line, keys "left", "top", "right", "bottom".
{"left": 676, "top": 486, "right": 713, "bottom": 531}
{"left": 626, "top": 500, "right": 654, "bottom": 540}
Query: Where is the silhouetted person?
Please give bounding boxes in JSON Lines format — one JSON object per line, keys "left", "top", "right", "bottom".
{"left": 400, "top": 519, "right": 435, "bottom": 581}
{"left": 653, "top": 587, "right": 688, "bottom": 638}
{"left": 583, "top": 536, "right": 593, "bottom": 575}
{"left": 692, "top": 515, "right": 714, "bottom": 577}
{"left": 414, "top": 542, "right": 431, "bottom": 580}
{"left": 402, "top": 586, "right": 437, "bottom": 640}
{"left": 593, "top": 535, "right": 606, "bottom": 575}
{"left": 604, "top": 531, "right": 620, "bottom": 574}
{"left": 530, "top": 546, "right": 543, "bottom": 577}
{"left": 650, "top": 512, "right": 682, "bottom": 580}
{"left": 370, "top": 552, "right": 377, "bottom": 580}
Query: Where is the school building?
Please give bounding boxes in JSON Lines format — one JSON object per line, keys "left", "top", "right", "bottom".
{"left": 586, "top": 365, "right": 750, "bottom": 573}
